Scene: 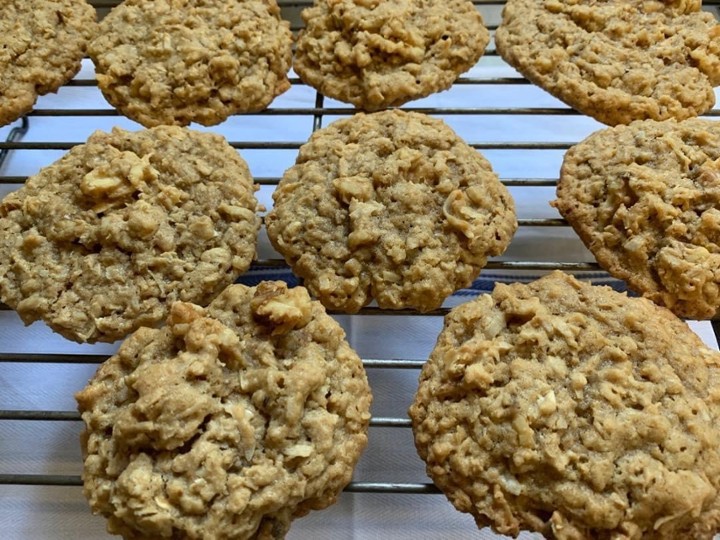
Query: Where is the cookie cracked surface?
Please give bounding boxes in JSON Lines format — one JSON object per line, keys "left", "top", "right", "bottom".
{"left": 0, "top": 0, "right": 97, "bottom": 127}
{"left": 265, "top": 110, "right": 517, "bottom": 313}
{"left": 76, "top": 281, "right": 372, "bottom": 540}
{"left": 0, "top": 126, "right": 260, "bottom": 343}
{"left": 409, "top": 271, "right": 720, "bottom": 539}
{"left": 89, "top": 0, "right": 292, "bottom": 127}
{"left": 294, "top": 0, "right": 489, "bottom": 110}
{"left": 553, "top": 118, "right": 720, "bottom": 319}
{"left": 495, "top": 0, "right": 720, "bottom": 126}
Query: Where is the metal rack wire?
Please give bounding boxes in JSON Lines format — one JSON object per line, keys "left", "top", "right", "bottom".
{"left": 1, "top": 0, "right": 720, "bottom": 537}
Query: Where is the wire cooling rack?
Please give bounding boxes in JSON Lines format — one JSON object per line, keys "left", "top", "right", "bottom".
{"left": 1, "top": 1, "right": 720, "bottom": 538}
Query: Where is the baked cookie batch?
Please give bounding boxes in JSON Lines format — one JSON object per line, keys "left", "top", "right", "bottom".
{"left": 2, "top": 0, "right": 720, "bottom": 539}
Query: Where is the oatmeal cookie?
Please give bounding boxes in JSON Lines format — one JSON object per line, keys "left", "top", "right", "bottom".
{"left": 0, "top": 126, "right": 260, "bottom": 343}
{"left": 265, "top": 110, "right": 517, "bottom": 313}
{"left": 495, "top": 0, "right": 720, "bottom": 126}
{"left": 409, "top": 271, "right": 720, "bottom": 540}
{"left": 76, "top": 281, "right": 372, "bottom": 540}
{"left": 89, "top": 0, "right": 292, "bottom": 128}
{"left": 0, "top": 0, "right": 96, "bottom": 127}
{"left": 294, "top": 0, "right": 489, "bottom": 110}
{"left": 553, "top": 118, "right": 720, "bottom": 319}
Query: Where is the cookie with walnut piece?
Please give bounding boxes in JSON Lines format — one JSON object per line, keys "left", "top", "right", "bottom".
{"left": 410, "top": 271, "right": 720, "bottom": 539}
{"left": 553, "top": 118, "right": 720, "bottom": 319}
{"left": 294, "top": 0, "right": 489, "bottom": 110}
{"left": 76, "top": 281, "right": 372, "bottom": 540}
{"left": 89, "top": 0, "right": 292, "bottom": 127}
{"left": 0, "top": 126, "right": 260, "bottom": 343}
{"left": 495, "top": 0, "right": 720, "bottom": 126}
{"left": 0, "top": 0, "right": 97, "bottom": 127}
{"left": 265, "top": 110, "right": 517, "bottom": 313}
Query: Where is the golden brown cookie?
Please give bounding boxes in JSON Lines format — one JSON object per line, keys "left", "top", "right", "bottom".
{"left": 0, "top": 0, "right": 97, "bottom": 127}
{"left": 553, "top": 118, "right": 720, "bottom": 319}
{"left": 89, "top": 0, "right": 292, "bottom": 128}
{"left": 410, "top": 271, "right": 720, "bottom": 540}
{"left": 495, "top": 0, "right": 720, "bottom": 126}
{"left": 265, "top": 110, "right": 517, "bottom": 313}
{"left": 0, "top": 126, "right": 260, "bottom": 343}
{"left": 294, "top": 0, "right": 489, "bottom": 110}
{"left": 76, "top": 281, "right": 372, "bottom": 540}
